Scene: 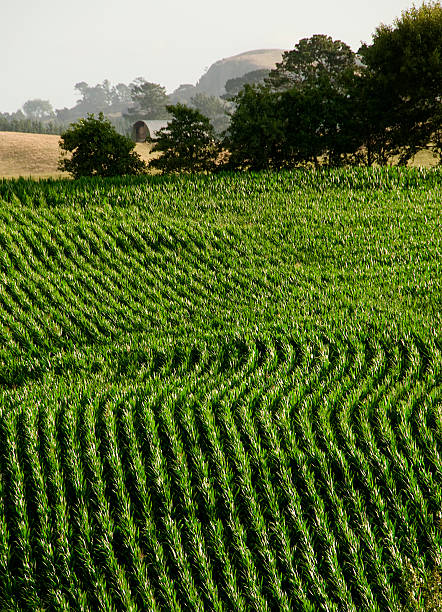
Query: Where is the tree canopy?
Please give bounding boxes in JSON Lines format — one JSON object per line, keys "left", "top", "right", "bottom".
{"left": 58, "top": 113, "right": 146, "bottom": 178}
{"left": 73, "top": 80, "right": 132, "bottom": 114}
{"left": 125, "top": 78, "right": 169, "bottom": 120}
{"left": 358, "top": 1, "right": 442, "bottom": 163}
{"left": 224, "top": 69, "right": 270, "bottom": 98}
{"left": 226, "top": 8, "right": 441, "bottom": 170}
{"left": 22, "top": 99, "right": 54, "bottom": 120}
{"left": 224, "top": 85, "right": 286, "bottom": 170}
{"left": 149, "top": 104, "right": 219, "bottom": 173}
{"left": 266, "top": 35, "right": 357, "bottom": 91}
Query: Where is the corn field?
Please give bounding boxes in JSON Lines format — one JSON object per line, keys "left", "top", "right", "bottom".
{"left": 0, "top": 168, "right": 441, "bottom": 610}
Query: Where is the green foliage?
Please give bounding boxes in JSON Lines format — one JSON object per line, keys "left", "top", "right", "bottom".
{"left": 54, "top": 80, "right": 134, "bottom": 125}
{"left": 227, "top": 13, "right": 441, "bottom": 169}
{"left": 125, "top": 78, "right": 169, "bottom": 120}
{"left": 226, "top": 36, "right": 362, "bottom": 169}
{"left": 58, "top": 113, "right": 147, "bottom": 178}
{"left": 226, "top": 83, "right": 358, "bottom": 169}
{"left": 224, "top": 69, "right": 270, "bottom": 97}
{"left": 358, "top": 1, "right": 442, "bottom": 163}
{"left": 224, "top": 85, "right": 286, "bottom": 170}
{"left": 73, "top": 79, "right": 132, "bottom": 115}
{"left": 0, "top": 112, "right": 63, "bottom": 135}
{"left": 149, "top": 104, "right": 220, "bottom": 173}
{"left": 22, "top": 99, "right": 54, "bottom": 120}
{"left": 0, "top": 168, "right": 441, "bottom": 609}
{"left": 267, "top": 34, "right": 357, "bottom": 91}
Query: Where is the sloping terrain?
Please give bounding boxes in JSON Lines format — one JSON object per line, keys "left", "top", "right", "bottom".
{"left": 0, "top": 131, "right": 154, "bottom": 179}
{"left": 195, "top": 49, "right": 285, "bottom": 96}
{"left": 0, "top": 131, "right": 67, "bottom": 179}
{"left": 0, "top": 169, "right": 441, "bottom": 610}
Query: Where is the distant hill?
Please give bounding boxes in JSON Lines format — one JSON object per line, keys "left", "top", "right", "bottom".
{"left": 195, "top": 49, "right": 285, "bottom": 97}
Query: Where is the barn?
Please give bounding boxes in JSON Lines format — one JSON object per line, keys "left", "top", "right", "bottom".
{"left": 132, "top": 119, "right": 169, "bottom": 142}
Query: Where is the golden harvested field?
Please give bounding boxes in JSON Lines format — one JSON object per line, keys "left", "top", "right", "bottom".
{"left": 0, "top": 132, "right": 66, "bottom": 179}
{"left": 0, "top": 131, "right": 154, "bottom": 179}
{"left": 0, "top": 130, "right": 438, "bottom": 179}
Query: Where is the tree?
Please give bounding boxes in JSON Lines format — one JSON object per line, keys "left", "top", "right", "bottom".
{"left": 262, "top": 35, "right": 361, "bottom": 166}
{"left": 226, "top": 76, "right": 360, "bottom": 170}
{"left": 189, "top": 93, "right": 230, "bottom": 134}
{"left": 149, "top": 104, "right": 219, "bottom": 173}
{"left": 168, "top": 84, "right": 197, "bottom": 105}
{"left": 74, "top": 81, "right": 111, "bottom": 113}
{"left": 266, "top": 35, "right": 357, "bottom": 91}
{"left": 58, "top": 113, "right": 146, "bottom": 178}
{"left": 358, "top": 1, "right": 442, "bottom": 163}
{"left": 111, "top": 83, "right": 132, "bottom": 111}
{"left": 22, "top": 99, "right": 54, "bottom": 120}
{"left": 126, "top": 78, "right": 169, "bottom": 120}
{"left": 74, "top": 80, "right": 133, "bottom": 113}
{"left": 342, "top": 70, "right": 396, "bottom": 166}
{"left": 190, "top": 93, "right": 227, "bottom": 119}
{"left": 224, "top": 85, "right": 286, "bottom": 170}
{"left": 55, "top": 80, "right": 134, "bottom": 127}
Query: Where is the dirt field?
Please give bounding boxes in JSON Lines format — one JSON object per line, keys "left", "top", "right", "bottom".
{"left": 0, "top": 132, "right": 154, "bottom": 179}
{"left": 0, "top": 130, "right": 438, "bottom": 179}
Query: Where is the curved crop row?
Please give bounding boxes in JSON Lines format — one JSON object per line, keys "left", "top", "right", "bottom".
{"left": 0, "top": 171, "right": 440, "bottom": 609}
{"left": 0, "top": 334, "right": 441, "bottom": 610}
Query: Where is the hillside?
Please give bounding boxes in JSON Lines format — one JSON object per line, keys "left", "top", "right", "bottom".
{"left": 195, "top": 49, "right": 285, "bottom": 96}
{"left": 0, "top": 131, "right": 154, "bottom": 178}
{"left": 0, "top": 132, "right": 67, "bottom": 179}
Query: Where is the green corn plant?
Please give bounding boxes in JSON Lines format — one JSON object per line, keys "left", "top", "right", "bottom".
{"left": 0, "top": 408, "right": 39, "bottom": 609}
{"left": 175, "top": 390, "right": 248, "bottom": 611}
{"left": 57, "top": 399, "right": 116, "bottom": 611}
{"left": 213, "top": 388, "right": 291, "bottom": 611}
{"left": 37, "top": 402, "right": 77, "bottom": 601}
{"left": 0, "top": 439, "right": 13, "bottom": 608}
{"left": 96, "top": 396, "right": 160, "bottom": 611}
{"left": 156, "top": 394, "right": 225, "bottom": 611}
{"left": 194, "top": 388, "right": 270, "bottom": 612}
{"left": 137, "top": 396, "right": 205, "bottom": 611}
{"left": 253, "top": 390, "right": 336, "bottom": 609}
{"left": 232, "top": 385, "right": 321, "bottom": 610}
{"left": 78, "top": 395, "right": 138, "bottom": 612}
{"left": 116, "top": 398, "right": 182, "bottom": 610}
{"left": 17, "top": 403, "right": 60, "bottom": 603}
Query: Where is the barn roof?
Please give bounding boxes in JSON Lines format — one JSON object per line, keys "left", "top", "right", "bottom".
{"left": 135, "top": 119, "right": 170, "bottom": 138}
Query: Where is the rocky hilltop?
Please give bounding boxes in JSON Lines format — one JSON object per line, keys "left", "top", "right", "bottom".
{"left": 196, "top": 49, "right": 284, "bottom": 96}
{"left": 170, "top": 49, "right": 285, "bottom": 101}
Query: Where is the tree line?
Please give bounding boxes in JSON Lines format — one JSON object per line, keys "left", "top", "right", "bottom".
{"left": 58, "top": 2, "right": 441, "bottom": 178}
{"left": 2, "top": 76, "right": 230, "bottom": 137}
{"left": 220, "top": 2, "right": 441, "bottom": 171}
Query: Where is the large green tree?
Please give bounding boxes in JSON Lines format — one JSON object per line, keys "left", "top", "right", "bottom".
{"left": 358, "top": 1, "right": 442, "bottom": 164}
{"left": 266, "top": 35, "right": 357, "bottom": 91}
{"left": 226, "top": 35, "right": 361, "bottom": 170}
{"left": 58, "top": 113, "right": 146, "bottom": 178}
{"left": 226, "top": 82, "right": 358, "bottom": 170}
{"left": 224, "top": 85, "right": 285, "bottom": 170}
{"left": 149, "top": 104, "right": 219, "bottom": 173}
{"left": 262, "top": 35, "right": 360, "bottom": 166}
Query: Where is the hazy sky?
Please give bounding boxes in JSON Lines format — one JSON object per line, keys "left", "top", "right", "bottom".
{"left": 1, "top": 0, "right": 420, "bottom": 112}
